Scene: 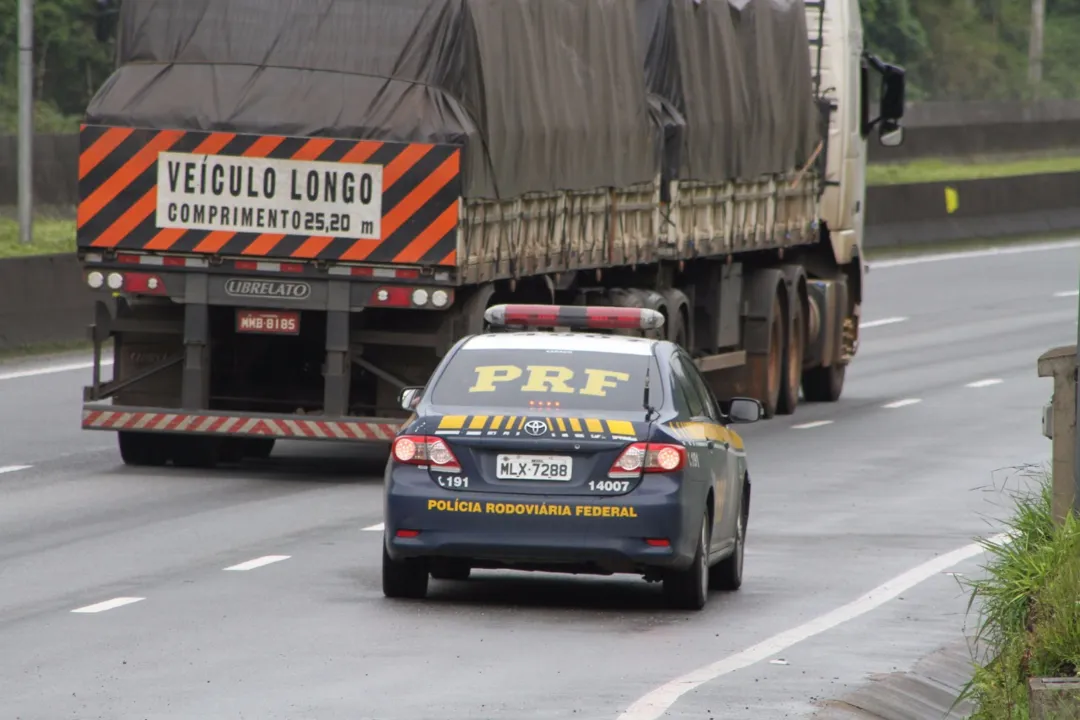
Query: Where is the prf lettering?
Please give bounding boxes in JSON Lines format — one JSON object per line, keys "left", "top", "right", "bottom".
{"left": 468, "top": 365, "right": 631, "bottom": 397}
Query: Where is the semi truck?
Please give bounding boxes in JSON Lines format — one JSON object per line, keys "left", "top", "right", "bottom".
{"left": 77, "top": 0, "right": 906, "bottom": 468}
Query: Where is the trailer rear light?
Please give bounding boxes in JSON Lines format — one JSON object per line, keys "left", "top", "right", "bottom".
{"left": 391, "top": 435, "right": 462, "bottom": 473}
{"left": 371, "top": 286, "right": 412, "bottom": 307}
{"left": 608, "top": 442, "right": 687, "bottom": 478}
{"left": 122, "top": 272, "right": 166, "bottom": 295}
{"left": 370, "top": 286, "right": 452, "bottom": 309}
{"left": 484, "top": 304, "right": 665, "bottom": 331}
{"left": 86, "top": 271, "right": 105, "bottom": 289}
{"left": 106, "top": 272, "right": 124, "bottom": 290}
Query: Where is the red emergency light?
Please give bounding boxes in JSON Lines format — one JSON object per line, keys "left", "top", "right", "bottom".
{"left": 483, "top": 304, "right": 665, "bottom": 331}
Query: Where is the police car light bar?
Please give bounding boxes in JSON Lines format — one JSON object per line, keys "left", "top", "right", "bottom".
{"left": 483, "top": 304, "right": 665, "bottom": 331}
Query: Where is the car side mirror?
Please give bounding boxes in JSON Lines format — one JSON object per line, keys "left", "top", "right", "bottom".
{"left": 726, "top": 397, "right": 763, "bottom": 424}
{"left": 398, "top": 386, "right": 424, "bottom": 412}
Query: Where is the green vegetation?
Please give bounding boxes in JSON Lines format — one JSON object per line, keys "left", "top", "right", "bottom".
{"left": 0, "top": 208, "right": 75, "bottom": 257}
{"left": 960, "top": 469, "right": 1080, "bottom": 718}
{"left": 864, "top": 0, "right": 1080, "bottom": 101}
{"left": 867, "top": 154, "right": 1080, "bottom": 186}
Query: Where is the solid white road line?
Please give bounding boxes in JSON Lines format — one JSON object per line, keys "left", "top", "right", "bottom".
{"left": 869, "top": 238, "right": 1080, "bottom": 269}
{"left": 0, "top": 359, "right": 113, "bottom": 382}
{"left": 883, "top": 398, "right": 921, "bottom": 409}
{"left": 0, "top": 465, "right": 31, "bottom": 475}
{"left": 860, "top": 317, "right": 908, "bottom": 329}
{"left": 223, "top": 555, "right": 291, "bottom": 572}
{"left": 71, "top": 597, "right": 145, "bottom": 614}
{"left": 1053, "top": 290, "right": 1080, "bottom": 298}
{"left": 967, "top": 379, "right": 1004, "bottom": 388}
{"left": 616, "top": 533, "right": 1012, "bottom": 720}
{"left": 791, "top": 420, "right": 833, "bottom": 430}
{"left": 363, "top": 522, "right": 385, "bottom": 532}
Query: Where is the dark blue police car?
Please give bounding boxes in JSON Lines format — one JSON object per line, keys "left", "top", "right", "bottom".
{"left": 382, "top": 304, "right": 763, "bottom": 610}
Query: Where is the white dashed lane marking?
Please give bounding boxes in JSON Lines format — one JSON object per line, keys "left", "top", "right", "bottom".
{"left": 363, "top": 523, "right": 385, "bottom": 532}
{"left": 792, "top": 420, "right": 833, "bottom": 430}
{"left": 1054, "top": 290, "right": 1079, "bottom": 298}
{"left": 71, "top": 597, "right": 145, "bottom": 614}
{"left": 223, "top": 555, "right": 291, "bottom": 572}
{"left": 860, "top": 316, "right": 908, "bottom": 329}
{"left": 883, "top": 398, "right": 921, "bottom": 409}
{"left": 967, "top": 378, "right": 1004, "bottom": 388}
{"left": 0, "top": 465, "right": 31, "bottom": 475}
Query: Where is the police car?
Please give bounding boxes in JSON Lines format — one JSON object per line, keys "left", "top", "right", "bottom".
{"left": 382, "top": 304, "right": 762, "bottom": 610}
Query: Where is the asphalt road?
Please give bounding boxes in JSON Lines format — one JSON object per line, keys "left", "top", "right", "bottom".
{"left": 0, "top": 242, "right": 1074, "bottom": 719}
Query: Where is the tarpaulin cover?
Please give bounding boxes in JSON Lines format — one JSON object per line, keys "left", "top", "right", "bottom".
{"left": 86, "top": 0, "right": 819, "bottom": 198}
{"left": 636, "top": 0, "right": 819, "bottom": 182}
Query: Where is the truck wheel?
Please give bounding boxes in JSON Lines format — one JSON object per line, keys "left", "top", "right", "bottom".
{"left": 776, "top": 295, "right": 804, "bottom": 415}
{"left": 117, "top": 431, "right": 170, "bottom": 467}
{"left": 382, "top": 543, "right": 429, "bottom": 599}
{"left": 662, "top": 511, "right": 710, "bottom": 610}
{"left": 802, "top": 362, "right": 845, "bottom": 402}
{"left": 746, "top": 293, "right": 783, "bottom": 418}
{"left": 709, "top": 490, "right": 746, "bottom": 591}
{"left": 242, "top": 438, "right": 276, "bottom": 459}
{"left": 171, "top": 437, "right": 220, "bottom": 469}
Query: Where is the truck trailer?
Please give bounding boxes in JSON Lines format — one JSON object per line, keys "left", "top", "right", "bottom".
{"left": 77, "top": 0, "right": 906, "bottom": 468}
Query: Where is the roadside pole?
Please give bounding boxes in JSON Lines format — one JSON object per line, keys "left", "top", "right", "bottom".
{"left": 18, "top": 0, "right": 34, "bottom": 245}
{"left": 1075, "top": 267, "right": 1080, "bottom": 516}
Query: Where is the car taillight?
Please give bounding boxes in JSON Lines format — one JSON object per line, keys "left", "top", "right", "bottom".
{"left": 391, "top": 435, "right": 462, "bottom": 473}
{"left": 608, "top": 442, "right": 687, "bottom": 478}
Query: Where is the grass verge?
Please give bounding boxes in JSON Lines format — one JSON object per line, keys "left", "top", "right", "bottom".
{"left": 867, "top": 153, "right": 1080, "bottom": 186}
{"left": 959, "top": 468, "right": 1080, "bottom": 718}
{"left": 0, "top": 206, "right": 76, "bottom": 258}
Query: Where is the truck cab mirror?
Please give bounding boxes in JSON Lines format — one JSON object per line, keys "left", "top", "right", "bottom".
{"left": 725, "top": 397, "right": 763, "bottom": 424}
{"left": 398, "top": 387, "right": 424, "bottom": 412}
{"left": 879, "top": 123, "right": 904, "bottom": 147}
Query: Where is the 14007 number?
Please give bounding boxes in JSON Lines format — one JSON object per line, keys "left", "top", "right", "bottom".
{"left": 588, "top": 480, "right": 630, "bottom": 493}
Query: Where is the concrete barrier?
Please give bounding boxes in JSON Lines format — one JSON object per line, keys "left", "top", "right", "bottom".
{"left": 0, "top": 253, "right": 96, "bottom": 350}
{"left": 865, "top": 171, "right": 1080, "bottom": 249}
{"left": 4, "top": 170, "right": 1080, "bottom": 352}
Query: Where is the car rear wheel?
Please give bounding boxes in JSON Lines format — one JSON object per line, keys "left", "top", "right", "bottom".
{"left": 382, "top": 542, "right": 429, "bottom": 599}
{"left": 430, "top": 560, "right": 471, "bottom": 581}
{"left": 662, "top": 512, "right": 710, "bottom": 610}
{"left": 709, "top": 503, "right": 745, "bottom": 591}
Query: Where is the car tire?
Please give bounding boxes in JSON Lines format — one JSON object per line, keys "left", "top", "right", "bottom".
{"left": 430, "top": 561, "right": 471, "bottom": 581}
{"left": 662, "top": 512, "right": 710, "bottom": 610}
{"left": 709, "top": 501, "right": 745, "bottom": 591}
{"left": 382, "top": 542, "right": 429, "bottom": 599}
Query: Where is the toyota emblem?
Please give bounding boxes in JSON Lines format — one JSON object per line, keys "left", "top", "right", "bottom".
{"left": 523, "top": 420, "right": 548, "bottom": 437}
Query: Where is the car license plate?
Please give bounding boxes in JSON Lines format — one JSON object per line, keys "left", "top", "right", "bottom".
{"left": 496, "top": 454, "right": 572, "bottom": 481}
{"left": 236, "top": 309, "right": 300, "bottom": 335}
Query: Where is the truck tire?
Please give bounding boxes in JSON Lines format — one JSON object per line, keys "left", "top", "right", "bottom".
{"left": 776, "top": 294, "right": 805, "bottom": 415}
{"left": 118, "top": 431, "right": 170, "bottom": 467}
{"left": 382, "top": 543, "right": 429, "bottom": 599}
{"left": 746, "top": 293, "right": 784, "bottom": 418}
{"left": 171, "top": 437, "right": 221, "bottom": 469}
{"left": 661, "top": 289, "right": 690, "bottom": 349}
{"left": 243, "top": 438, "right": 276, "bottom": 459}
{"left": 662, "top": 511, "right": 710, "bottom": 610}
{"left": 802, "top": 362, "right": 845, "bottom": 402}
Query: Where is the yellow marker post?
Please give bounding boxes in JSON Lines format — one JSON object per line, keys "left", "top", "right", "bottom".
{"left": 945, "top": 186, "right": 959, "bottom": 214}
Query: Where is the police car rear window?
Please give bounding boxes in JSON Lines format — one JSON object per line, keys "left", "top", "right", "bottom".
{"left": 429, "top": 345, "right": 661, "bottom": 413}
